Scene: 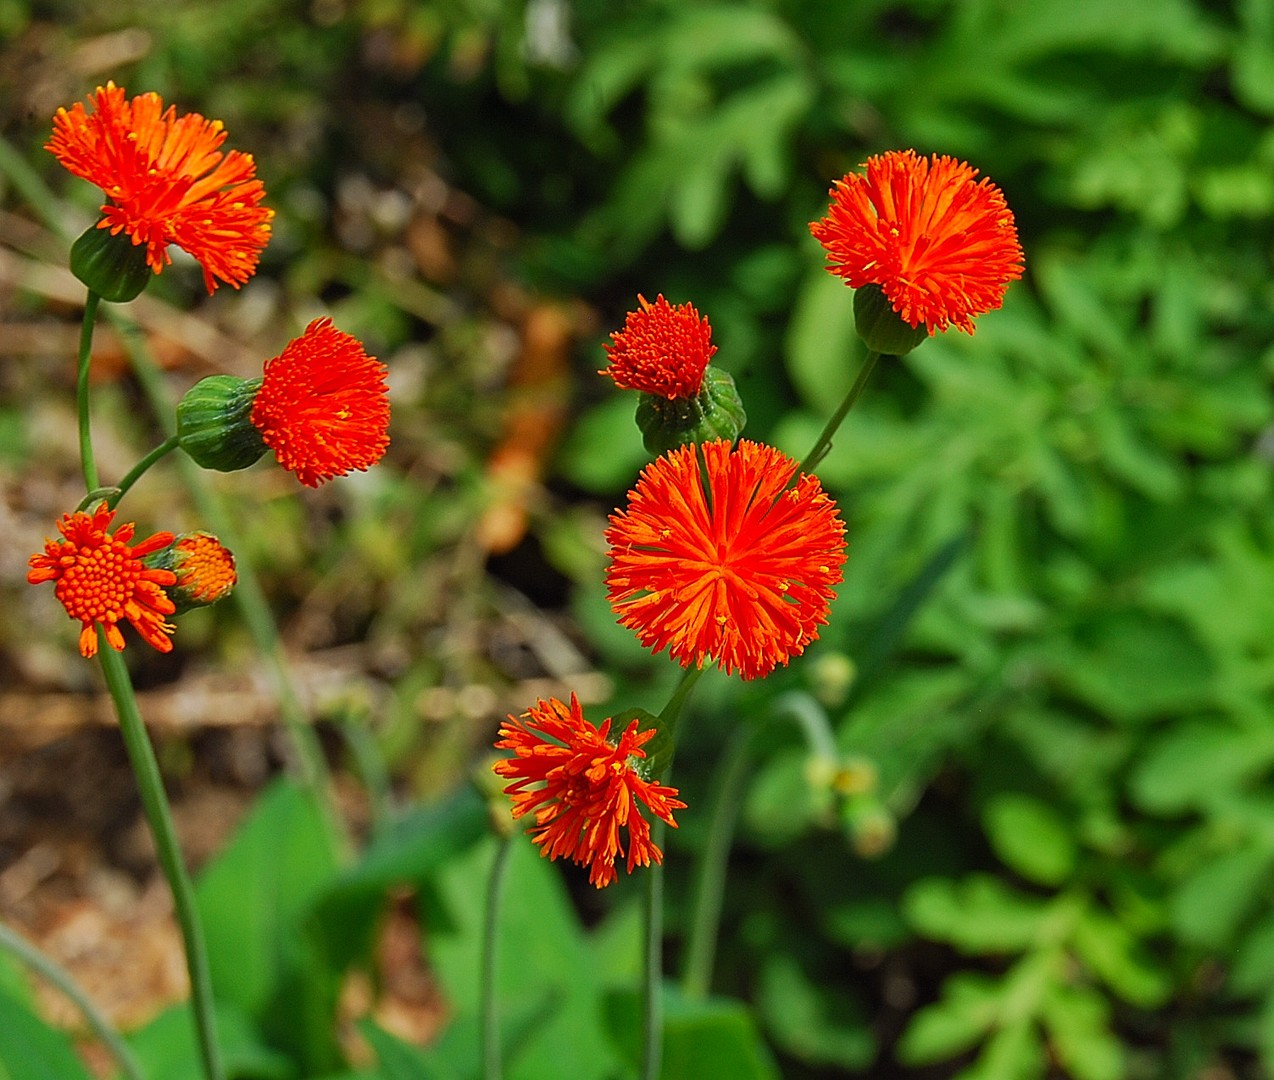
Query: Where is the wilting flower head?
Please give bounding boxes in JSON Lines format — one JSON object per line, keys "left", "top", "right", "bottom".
{"left": 493, "top": 694, "right": 685, "bottom": 888}
{"left": 601, "top": 294, "right": 717, "bottom": 400}
{"left": 249, "top": 318, "right": 390, "bottom": 487}
{"left": 27, "top": 502, "right": 177, "bottom": 658}
{"left": 46, "top": 82, "right": 272, "bottom": 293}
{"left": 606, "top": 439, "right": 847, "bottom": 680}
{"left": 809, "top": 149, "right": 1023, "bottom": 335}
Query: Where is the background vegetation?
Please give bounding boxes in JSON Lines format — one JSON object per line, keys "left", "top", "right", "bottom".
{"left": 3, "top": 1, "right": 1274, "bottom": 1078}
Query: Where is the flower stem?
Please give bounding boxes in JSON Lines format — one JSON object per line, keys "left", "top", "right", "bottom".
{"left": 480, "top": 831, "right": 515, "bottom": 1080}
{"left": 77, "top": 292, "right": 103, "bottom": 492}
{"left": 641, "top": 815, "right": 667, "bottom": 1080}
{"left": 641, "top": 662, "right": 706, "bottom": 1080}
{"left": 110, "top": 434, "right": 181, "bottom": 507}
{"left": 679, "top": 727, "right": 753, "bottom": 1000}
{"left": 97, "top": 641, "right": 224, "bottom": 1080}
{"left": 0, "top": 919, "right": 147, "bottom": 1080}
{"left": 797, "top": 349, "right": 882, "bottom": 476}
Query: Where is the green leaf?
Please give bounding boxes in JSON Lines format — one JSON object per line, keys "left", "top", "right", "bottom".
{"left": 783, "top": 268, "right": 857, "bottom": 413}
{"left": 756, "top": 954, "right": 873, "bottom": 1069}
{"left": 1073, "top": 907, "right": 1171, "bottom": 1007}
{"left": 1130, "top": 721, "right": 1274, "bottom": 813}
{"left": 1170, "top": 844, "right": 1274, "bottom": 949}
{"left": 1042, "top": 984, "right": 1123, "bottom": 1080}
{"left": 195, "top": 777, "right": 344, "bottom": 1073}
{"left": 128, "top": 1001, "right": 293, "bottom": 1080}
{"left": 904, "top": 875, "right": 1050, "bottom": 954}
{"left": 0, "top": 987, "right": 95, "bottom": 1080}
{"left": 896, "top": 972, "right": 1000, "bottom": 1065}
{"left": 983, "top": 794, "right": 1077, "bottom": 887}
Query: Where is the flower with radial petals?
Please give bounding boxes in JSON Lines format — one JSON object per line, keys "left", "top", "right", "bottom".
{"left": 493, "top": 694, "right": 685, "bottom": 888}
{"left": 46, "top": 82, "right": 272, "bottom": 293}
{"left": 249, "top": 318, "right": 391, "bottom": 487}
{"left": 28, "top": 502, "right": 177, "bottom": 658}
{"left": 809, "top": 149, "right": 1023, "bottom": 336}
{"left": 606, "top": 439, "right": 847, "bottom": 680}
{"left": 601, "top": 294, "right": 717, "bottom": 400}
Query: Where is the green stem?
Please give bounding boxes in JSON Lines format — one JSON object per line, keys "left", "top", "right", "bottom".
{"left": 679, "top": 728, "right": 754, "bottom": 1000}
{"left": 77, "top": 292, "right": 103, "bottom": 492}
{"left": 0, "top": 920, "right": 148, "bottom": 1080}
{"left": 111, "top": 435, "right": 181, "bottom": 507}
{"left": 640, "top": 662, "right": 706, "bottom": 1080}
{"left": 480, "top": 831, "right": 515, "bottom": 1080}
{"left": 797, "top": 349, "right": 882, "bottom": 476}
{"left": 641, "top": 815, "right": 667, "bottom": 1080}
{"left": 97, "top": 642, "right": 224, "bottom": 1080}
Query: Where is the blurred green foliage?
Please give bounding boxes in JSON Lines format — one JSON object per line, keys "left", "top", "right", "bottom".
{"left": 7, "top": 0, "right": 1274, "bottom": 1077}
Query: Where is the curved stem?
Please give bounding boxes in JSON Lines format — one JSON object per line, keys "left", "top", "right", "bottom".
{"left": 0, "top": 920, "right": 148, "bottom": 1080}
{"left": 77, "top": 292, "right": 103, "bottom": 492}
{"left": 97, "top": 643, "right": 224, "bottom": 1080}
{"left": 679, "top": 728, "right": 754, "bottom": 999}
{"left": 797, "top": 349, "right": 882, "bottom": 476}
{"left": 111, "top": 435, "right": 181, "bottom": 507}
{"left": 480, "top": 831, "right": 515, "bottom": 1080}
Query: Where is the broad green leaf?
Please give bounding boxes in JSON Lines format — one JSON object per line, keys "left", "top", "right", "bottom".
{"left": 1130, "top": 721, "right": 1274, "bottom": 813}
{"left": 128, "top": 1001, "right": 292, "bottom": 1080}
{"left": 195, "top": 777, "right": 344, "bottom": 1073}
{"left": 783, "top": 269, "right": 857, "bottom": 415}
{"left": 756, "top": 953, "right": 873, "bottom": 1069}
{"left": 983, "top": 794, "right": 1077, "bottom": 888}
{"left": 1073, "top": 907, "right": 1171, "bottom": 1007}
{"left": 0, "top": 987, "right": 95, "bottom": 1080}
{"left": 1041, "top": 984, "right": 1123, "bottom": 1080}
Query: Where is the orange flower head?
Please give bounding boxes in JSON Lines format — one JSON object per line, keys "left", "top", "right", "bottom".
{"left": 27, "top": 502, "right": 177, "bottom": 658}
{"left": 46, "top": 82, "right": 272, "bottom": 293}
{"left": 606, "top": 439, "right": 847, "bottom": 680}
{"left": 250, "top": 318, "right": 391, "bottom": 488}
{"left": 601, "top": 294, "right": 717, "bottom": 400}
{"left": 809, "top": 149, "right": 1024, "bottom": 335}
{"left": 492, "top": 694, "right": 686, "bottom": 888}
{"left": 172, "top": 532, "right": 237, "bottom": 607}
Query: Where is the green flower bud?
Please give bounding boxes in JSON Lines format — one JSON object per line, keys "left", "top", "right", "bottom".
{"left": 853, "top": 284, "right": 930, "bottom": 357}
{"left": 69, "top": 225, "right": 152, "bottom": 303}
{"left": 176, "top": 375, "right": 267, "bottom": 472}
{"left": 635, "top": 366, "right": 746, "bottom": 456}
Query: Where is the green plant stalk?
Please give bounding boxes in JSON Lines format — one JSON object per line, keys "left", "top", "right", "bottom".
{"left": 480, "top": 831, "right": 515, "bottom": 1080}
{"left": 77, "top": 292, "right": 103, "bottom": 491}
{"left": 679, "top": 727, "right": 754, "bottom": 1000}
{"left": 97, "top": 641, "right": 224, "bottom": 1080}
{"left": 110, "top": 434, "right": 181, "bottom": 507}
{"left": 797, "top": 349, "right": 882, "bottom": 475}
{"left": 0, "top": 920, "right": 148, "bottom": 1080}
{"left": 640, "top": 662, "right": 706, "bottom": 1080}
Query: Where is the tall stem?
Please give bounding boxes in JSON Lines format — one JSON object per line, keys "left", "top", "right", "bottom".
{"left": 97, "top": 642, "right": 224, "bottom": 1080}
{"left": 480, "top": 831, "right": 515, "bottom": 1080}
{"left": 0, "top": 920, "right": 147, "bottom": 1080}
{"left": 797, "top": 349, "right": 881, "bottom": 475}
{"left": 76, "top": 292, "right": 102, "bottom": 492}
{"left": 641, "top": 817, "right": 667, "bottom": 1080}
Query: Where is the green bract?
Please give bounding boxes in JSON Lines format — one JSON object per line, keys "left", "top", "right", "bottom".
{"left": 852, "top": 284, "right": 930, "bottom": 357}
{"left": 69, "top": 225, "right": 152, "bottom": 303}
{"left": 176, "top": 375, "right": 267, "bottom": 472}
{"left": 635, "top": 366, "right": 746, "bottom": 456}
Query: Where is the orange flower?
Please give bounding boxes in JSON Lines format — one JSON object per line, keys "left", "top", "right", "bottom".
{"left": 601, "top": 294, "right": 717, "bottom": 400}
{"left": 606, "top": 439, "right": 846, "bottom": 680}
{"left": 28, "top": 502, "right": 177, "bottom": 658}
{"left": 809, "top": 149, "right": 1023, "bottom": 335}
{"left": 46, "top": 82, "right": 272, "bottom": 293}
{"left": 171, "top": 533, "right": 236, "bottom": 605}
{"left": 493, "top": 694, "right": 685, "bottom": 888}
{"left": 250, "top": 318, "right": 390, "bottom": 488}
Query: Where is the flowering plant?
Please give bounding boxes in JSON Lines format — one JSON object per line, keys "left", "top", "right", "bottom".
{"left": 10, "top": 77, "right": 1024, "bottom": 1080}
